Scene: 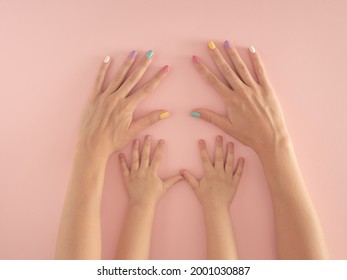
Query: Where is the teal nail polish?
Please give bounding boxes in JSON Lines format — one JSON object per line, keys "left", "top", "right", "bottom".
{"left": 146, "top": 50, "right": 153, "bottom": 59}
{"left": 191, "top": 112, "right": 201, "bottom": 118}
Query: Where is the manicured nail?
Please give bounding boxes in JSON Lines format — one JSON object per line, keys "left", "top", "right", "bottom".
{"left": 224, "top": 40, "right": 231, "bottom": 49}
{"left": 190, "top": 111, "right": 201, "bottom": 118}
{"left": 129, "top": 50, "right": 137, "bottom": 59}
{"left": 208, "top": 40, "right": 216, "bottom": 50}
{"left": 161, "top": 65, "right": 169, "bottom": 73}
{"left": 249, "top": 46, "right": 256, "bottom": 53}
{"left": 146, "top": 50, "right": 154, "bottom": 59}
{"left": 192, "top": 55, "right": 200, "bottom": 64}
{"left": 159, "top": 111, "right": 170, "bottom": 119}
{"left": 104, "top": 56, "right": 111, "bottom": 63}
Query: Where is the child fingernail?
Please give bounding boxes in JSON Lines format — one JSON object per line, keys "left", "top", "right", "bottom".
{"left": 129, "top": 50, "right": 137, "bottom": 59}
{"left": 224, "top": 40, "right": 231, "bottom": 49}
{"left": 208, "top": 40, "right": 216, "bottom": 50}
{"left": 159, "top": 111, "right": 170, "bottom": 119}
{"left": 190, "top": 111, "right": 201, "bottom": 118}
{"left": 249, "top": 46, "right": 256, "bottom": 53}
{"left": 146, "top": 50, "right": 154, "bottom": 59}
{"left": 161, "top": 65, "right": 169, "bottom": 73}
{"left": 192, "top": 55, "right": 200, "bottom": 64}
{"left": 104, "top": 56, "right": 111, "bottom": 63}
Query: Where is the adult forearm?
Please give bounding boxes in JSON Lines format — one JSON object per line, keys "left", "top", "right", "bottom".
{"left": 55, "top": 149, "right": 107, "bottom": 259}
{"left": 116, "top": 203, "right": 156, "bottom": 260}
{"left": 203, "top": 207, "right": 238, "bottom": 260}
{"left": 259, "top": 140, "right": 328, "bottom": 259}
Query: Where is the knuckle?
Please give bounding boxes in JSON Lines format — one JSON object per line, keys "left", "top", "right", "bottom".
{"left": 206, "top": 72, "right": 217, "bottom": 84}
{"left": 237, "top": 62, "right": 247, "bottom": 73}
{"left": 221, "top": 63, "right": 232, "bottom": 75}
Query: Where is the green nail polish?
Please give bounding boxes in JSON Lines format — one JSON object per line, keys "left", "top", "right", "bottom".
{"left": 146, "top": 50, "right": 153, "bottom": 59}
{"left": 191, "top": 112, "right": 201, "bottom": 118}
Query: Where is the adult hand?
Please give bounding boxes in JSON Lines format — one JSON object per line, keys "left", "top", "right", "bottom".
{"left": 77, "top": 50, "right": 170, "bottom": 161}
{"left": 191, "top": 41, "right": 290, "bottom": 158}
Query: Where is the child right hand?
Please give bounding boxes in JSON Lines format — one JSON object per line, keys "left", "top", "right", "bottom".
{"left": 181, "top": 136, "right": 245, "bottom": 210}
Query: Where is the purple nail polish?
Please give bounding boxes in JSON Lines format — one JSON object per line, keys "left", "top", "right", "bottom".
{"left": 224, "top": 40, "right": 232, "bottom": 49}
{"left": 129, "top": 50, "right": 137, "bottom": 59}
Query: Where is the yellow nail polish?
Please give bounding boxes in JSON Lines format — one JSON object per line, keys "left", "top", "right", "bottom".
{"left": 208, "top": 40, "right": 216, "bottom": 50}
{"left": 159, "top": 112, "right": 170, "bottom": 119}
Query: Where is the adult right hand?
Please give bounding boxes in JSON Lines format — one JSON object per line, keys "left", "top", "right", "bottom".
{"left": 190, "top": 41, "right": 290, "bottom": 158}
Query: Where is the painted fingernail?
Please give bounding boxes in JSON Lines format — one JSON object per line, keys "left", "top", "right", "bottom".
{"left": 249, "top": 46, "right": 256, "bottom": 53}
{"left": 224, "top": 40, "right": 231, "bottom": 49}
{"left": 129, "top": 50, "right": 137, "bottom": 59}
{"left": 159, "top": 111, "right": 170, "bottom": 119}
{"left": 161, "top": 65, "right": 169, "bottom": 73}
{"left": 104, "top": 56, "right": 111, "bottom": 63}
{"left": 190, "top": 111, "right": 201, "bottom": 118}
{"left": 146, "top": 50, "right": 154, "bottom": 59}
{"left": 192, "top": 55, "right": 200, "bottom": 64}
{"left": 208, "top": 40, "right": 216, "bottom": 50}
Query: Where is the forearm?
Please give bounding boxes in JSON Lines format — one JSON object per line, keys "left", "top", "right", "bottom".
{"left": 55, "top": 148, "right": 107, "bottom": 259}
{"left": 260, "top": 139, "right": 328, "bottom": 259}
{"left": 116, "top": 203, "right": 156, "bottom": 260}
{"left": 203, "top": 206, "right": 238, "bottom": 260}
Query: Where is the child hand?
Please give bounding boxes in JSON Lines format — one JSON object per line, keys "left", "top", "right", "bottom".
{"left": 119, "top": 136, "right": 183, "bottom": 207}
{"left": 181, "top": 136, "right": 245, "bottom": 210}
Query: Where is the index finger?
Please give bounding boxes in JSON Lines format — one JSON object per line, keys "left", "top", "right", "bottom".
{"left": 192, "top": 55, "right": 234, "bottom": 103}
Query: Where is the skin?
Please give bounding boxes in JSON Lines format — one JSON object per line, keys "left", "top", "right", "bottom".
{"left": 181, "top": 136, "right": 245, "bottom": 259}
{"left": 55, "top": 51, "right": 171, "bottom": 259}
{"left": 117, "top": 136, "right": 182, "bottom": 259}
{"left": 189, "top": 42, "right": 329, "bottom": 259}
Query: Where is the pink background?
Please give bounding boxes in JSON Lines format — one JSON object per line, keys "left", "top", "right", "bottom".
{"left": 1, "top": 0, "right": 347, "bottom": 259}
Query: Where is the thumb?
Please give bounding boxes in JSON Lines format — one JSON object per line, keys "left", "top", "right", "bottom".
{"left": 190, "top": 108, "right": 233, "bottom": 134}
{"left": 130, "top": 110, "right": 170, "bottom": 136}
{"left": 163, "top": 174, "right": 183, "bottom": 190}
{"left": 180, "top": 169, "right": 199, "bottom": 190}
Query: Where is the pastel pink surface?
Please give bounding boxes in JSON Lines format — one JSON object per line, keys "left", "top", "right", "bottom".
{"left": 1, "top": 0, "right": 347, "bottom": 259}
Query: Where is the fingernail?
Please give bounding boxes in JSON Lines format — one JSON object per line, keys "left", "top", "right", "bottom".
{"left": 217, "top": 135, "right": 223, "bottom": 141}
{"left": 159, "top": 111, "right": 170, "bottom": 119}
{"left": 249, "top": 46, "right": 256, "bottom": 53}
{"left": 192, "top": 55, "right": 200, "bottom": 64}
{"left": 104, "top": 56, "right": 111, "bottom": 63}
{"left": 180, "top": 169, "right": 185, "bottom": 176}
{"left": 146, "top": 50, "right": 154, "bottom": 59}
{"left": 145, "top": 135, "right": 152, "bottom": 140}
{"left": 190, "top": 111, "right": 201, "bottom": 118}
{"left": 129, "top": 50, "right": 137, "bottom": 59}
{"left": 161, "top": 65, "right": 169, "bottom": 73}
{"left": 224, "top": 40, "right": 231, "bottom": 49}
{"left": 199, "top": 139, "right": 205, "bottom": 145}
{"left": 208, "top": 40, "right": 216, "bottom": 50}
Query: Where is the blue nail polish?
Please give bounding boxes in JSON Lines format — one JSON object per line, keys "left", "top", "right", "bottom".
{"left": 146, "top": 50, "right": 153, "bottom": 59}
{"left": 190, "top": 112, "right": 201, "bottom": 118}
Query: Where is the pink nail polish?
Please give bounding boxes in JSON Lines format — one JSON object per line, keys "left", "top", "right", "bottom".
{"left": 192, "top": 55, "right": 200, "bottom": 64}
{"left": 161, "top": 65, "right": 169, "bottom": 73}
